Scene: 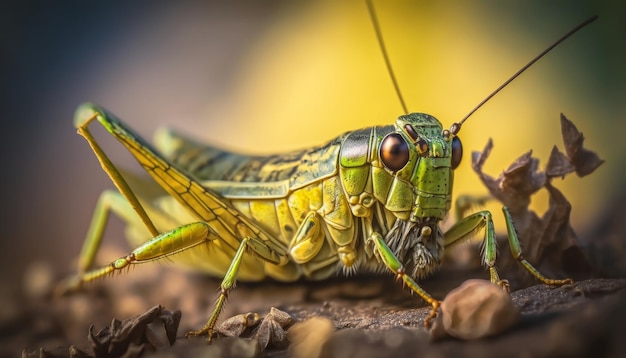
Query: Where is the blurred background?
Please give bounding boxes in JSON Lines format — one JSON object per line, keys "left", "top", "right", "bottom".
{"left": 1, "top": 0, "right": 624, "bottom": 309}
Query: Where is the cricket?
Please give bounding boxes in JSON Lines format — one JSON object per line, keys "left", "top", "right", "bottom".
{"left": 58, "top": 1, "right": 597, "bottom": 342}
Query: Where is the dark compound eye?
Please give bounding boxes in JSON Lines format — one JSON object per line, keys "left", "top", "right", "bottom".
{"left": 451, "top": 136, "right": 463, "bottom": 169}
{"left": 380, "top": 133, "right": 409, "bottom": 171}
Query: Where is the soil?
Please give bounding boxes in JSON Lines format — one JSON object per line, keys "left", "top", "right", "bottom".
{"left": 9, "top": 261, "right": 626, "bottom": 358}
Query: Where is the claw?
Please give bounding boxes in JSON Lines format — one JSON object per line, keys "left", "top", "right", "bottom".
{"left": 423, "top": 299, "right": 441, "bottom": 328}
{"left": 185, "top": 328, "right": 216, "bottom": 342}
{"left": 496, "top": 279, "right": 511, "bottom": 293}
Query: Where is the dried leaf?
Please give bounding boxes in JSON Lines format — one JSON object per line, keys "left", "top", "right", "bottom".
{"left": 501, "top": 151, "right": 546, "bottom": 198}
{"left": 253, "top": 307, "right": 292, "bottom": 350}
{"left": 560, "top": 113, "right": 604, "bottom": 177}
{"left": 546, "top": 146, "right": 576, "bottom": 178}
{"left": 471, "top": 140, "right": 545, "bottom": 213}
{"left": 215, "top": 307, "right": 292, "bottom": 350}
{"left": 216, "top": 312, "right": 260, "bottom": 337}
{"left": 87, "top": 305, "right": 180, "bottom": 358}
{"left": 471, "top": 115, "right": 597, "bottom": 284}
{"left": 538, "top": 183, "right": 592, "bottom": 276}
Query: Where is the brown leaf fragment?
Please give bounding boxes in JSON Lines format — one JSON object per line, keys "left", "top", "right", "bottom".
{"left": 216, "top": 312, "right": 260, "bottom": 338}
{"left": 472, "top": 140, "right": 545, "bottom": 213}
{"left": 253, "top": 307, "right": 292, "bottom": 350}
{"left": 471, "top": 137, "right": 493, "bottom": 173}
{"left": 501, "top": 150, "right": 546, "bottom": 198}
{"left": 560, "top": 113, "right": 604, "bottom": 176}
{"left": 87, "top": 305, "right": 180, "bottom": 358}
{"left": 470, "top": 116, "right": 594, "bottom": 285}
{"left": 255, "top": 317, "right": 287, "bottom": 350}
{"left": 546, "top": 145, "right": 576, "bottom": 178}
{"left": 537, "top": 183, "right": 592, "bottom": 276}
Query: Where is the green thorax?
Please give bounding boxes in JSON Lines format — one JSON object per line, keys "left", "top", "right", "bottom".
{"left": 339, "top": 113, "right": 453, "bottom": 222}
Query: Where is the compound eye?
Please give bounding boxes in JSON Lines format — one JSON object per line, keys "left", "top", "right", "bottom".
{"left": 451, "top": 136, "right": 463, "bottom": 169}
{"left": 380, "top": 133, "right": 409, "bottom": 172}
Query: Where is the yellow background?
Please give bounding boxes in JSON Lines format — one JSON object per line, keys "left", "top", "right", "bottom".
{"left": 3, "top": 1, "right": 624, "bottom": 276}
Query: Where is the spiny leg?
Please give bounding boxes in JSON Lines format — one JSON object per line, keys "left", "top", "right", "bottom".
{"left": 57, "top": 191, "right": 133, "bottom": 293}
{"left": 56, "top": 107, "right": 168, "bottom": 293}
{"left": 454, "top": 194, "right": 492, "bottom": 223}
{"left": 444, "top": 210, "right": 510, "bottom": 291}
{"left": 73, "top": 104, "right": 293, "bottom": 341}
{"left": 445, "top": 208, "right": 573, "bottom": 290}
{"left": 367, "top": 232, "right": 440, "bottom": 327}
{"left": 68, "top": 222, "right": 212, "bottom": 288}
{"left": 74, "top": 108, "right": 160, "bottom": 238}
{"left": 186, "top": 236, "right": 282, "bottom": 341}
{"left": 502, "top": 207, "right": 573, "bottom": 286}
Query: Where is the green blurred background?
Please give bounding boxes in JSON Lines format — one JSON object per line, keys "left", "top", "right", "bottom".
{"left": 1, "top": 1, "right": 624, "bottom": 287}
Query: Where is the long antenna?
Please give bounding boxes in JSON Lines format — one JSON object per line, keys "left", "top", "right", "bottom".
{"left": 367, "top": 0, "right": 408, "bottom": 115}
{"left": 453, "top": 15, "right": 598, "bottom": 134}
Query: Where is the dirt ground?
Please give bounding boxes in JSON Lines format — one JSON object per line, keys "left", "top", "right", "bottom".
{"left": 8, "top": 257, "right": 626, "bottom": 357}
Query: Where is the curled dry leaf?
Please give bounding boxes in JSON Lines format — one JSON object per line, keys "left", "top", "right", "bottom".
{"left": 546, "top": 145, "right": 576, "bottom": 178}
{"left": 559, "top": 113, "right": 605, "bottom": 177}
{"left": 546, "top": 114, "right": 604, "bottom": 178}
{"left": 87, "top": 305, "right": 180, "bottom": 358}
{"left": 216, "top": 307, "right": 292, "bottom": 350}
{"left": 471, "top": 115, "right": 602, "bottom": 284}
{"left": 253, "top": 307, "right": 292, "bottom": 350}
{"left": 216, "top": 312, "right": 260, "bottom": 338}
{"left": 472, "top": 139, "right": 546, "bottom": 213}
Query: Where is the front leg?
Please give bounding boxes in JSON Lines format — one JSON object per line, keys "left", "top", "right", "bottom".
{"left": 444, "top": 210, "right": 509, "bottom": 290}
{"left": 501, "top": 207, "right": 573, "bottom": 286}
{"left": 186, "top": 234, "right": 289, "bottom": 341}
{"left": 366, "top": 232, "right": 440, "bottom": 327}
{"left": 444, "top": 208, "right": 572, "bottom": 290}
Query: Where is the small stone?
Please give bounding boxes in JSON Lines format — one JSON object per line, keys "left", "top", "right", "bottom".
{"left": 430, "top": 279, "right": 519, "bottom": 340}
{"left": 288, "top": 316, "right": 334, "bottom": 358}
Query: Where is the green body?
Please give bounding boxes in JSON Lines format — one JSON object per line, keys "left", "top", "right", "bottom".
{"left": 148, "top": 113, "right": 454, "bottom": 281}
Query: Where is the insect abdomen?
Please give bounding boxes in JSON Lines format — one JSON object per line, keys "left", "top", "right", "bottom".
{"left": 155, "top": 128, "right": 342, "bottom": 188}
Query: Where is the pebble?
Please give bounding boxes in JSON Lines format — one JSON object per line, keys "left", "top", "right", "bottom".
{"left": 430, "top": 279, "right": 519, "bottom": 340}
{"left": 288, "top": 316, "right": 334, "bottom": 358}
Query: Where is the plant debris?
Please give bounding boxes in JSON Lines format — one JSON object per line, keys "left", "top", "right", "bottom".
{"left": 216, "top": 312, "right": 261, "bottom": 338}
{"left": 471, "top": 114, "right": 603, "bottom": 285}
{"left": 88, "top": 305, "right": 180, "bottom": 358}
{"left": 216, "top": 307, "right": 292, "bottom": 350}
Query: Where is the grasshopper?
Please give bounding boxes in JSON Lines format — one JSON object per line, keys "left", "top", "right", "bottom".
{"left": 59, "top": 3, "right": 596, "bottom": 340}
